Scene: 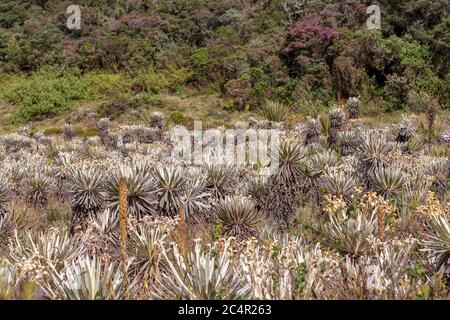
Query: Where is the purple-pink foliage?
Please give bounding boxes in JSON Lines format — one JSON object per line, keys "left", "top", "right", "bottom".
{"left": 283, "top": 17, "right": 339, "bottom": 54}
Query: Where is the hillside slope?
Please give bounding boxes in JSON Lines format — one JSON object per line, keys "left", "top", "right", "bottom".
{"left": 0, "top": 0, "right": 448, "bottom": 132}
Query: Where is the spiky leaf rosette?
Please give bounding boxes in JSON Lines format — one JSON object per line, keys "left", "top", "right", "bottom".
{"left": 262, "top": 100, "right": 291, "bottom": 123}
{"left": 369, "top": 166, "right": 405, "bottom": 199}
{"left": 128, "top": 219, "right": 169, "bottom": 278}
{"left": 357, "top": 131, "right": 393, "bottom": 173}
{"left": 3, "top": 162, "right": 26, "bottom": 193}
{"left": 423, "top": 213, "right": 450, "bottom": 276}
{"left": 0, "top": 215, "right": 15, "bottom": 248}
{"left": 347, "top": 97, "right": 360, "bottom": 119}
{"left": 302, "top": 151, "right": 339, "bottom": 202}
{"left": 0, "top": 134, "right": 33, "bottom": 153}
{"left": 276, "top": 141, "right": 305, "bottom": 184}
{"left": 67, "top": 165, "right": 105, "bottom": 231}
{"left": 402, "top": 172, "right": 430, "bottom": 209}
{"left": 204, "top": 163, "right": 236, "bottom": 199}
{"left": 35, "top": 131, "right": 52, "bottom": 147}
{"left": 54, "top": 152, "right": 76, "bottom": 171}
{"left": 120, "top": 125, "right": 159, "bottom": 145}
{"left": 154, "top": 167, "right": 187, "bottom": 217}
{"left": 153, "top": 239, "right": 250, "bottom": 300}
{"left": 9, "top": 229, "right": 84, "bottom": 271}
{"left": 120, "top": 125, "right": 139, "bottom": 144}
{"left": 308, "top": 151, "right": 339, "bottom": 177}
{"left": 323, "top": 210, "right": 377, "bottom": 257}
{"left": 63, "top": 123, "right": 75, "bottom": 141}
{"left": 215, "top": 196, "right": 264, "bottom": 240}
{"left": 0, "top": 262, "right": 19, "bottom": 300}
{"left": 150, "top": 111, "right": 164, "bottom": 130}
{"left": 54, "top": 152, "right": 77, "bottom": 200}
{"left": 323, "top": 170, "right": 357, "bottom": 203}
{"left": 119, "top": 143, "right": 137, "bottom": 157}
{"left": 301, "top": 117, "right": 321, "bottom": 146}
{"left": 182, "top": 178, "right": 210, "bottom": 223}
{"left": 438, "top": 131, "right": 450, "bottom": 148}
{"left": 264, "top": 141, "right": 305, "bottom": 228}
{"left": 337, "top": 131, "right": 358, "bottom": 156}
{"left": 105, "top": 164, "right": 157, "bottom": 219}
{"left": 18, "top": 126, "right": 31, "bottom": 137}
{"left": 91, "top": 208, "right": 119, "bottom": 236}
{"left": 97, "top": 118, "right": 117, "bottom": 150}
{"left": 328, "top": 107, "right": 345, "bottom": 147}
{"left": 86, "top": 209, "right": 120, "bottom": 257}
{"left": 424, "top": 158, "right": 448, "bottom": 194}
{"left": 26, "top": 171, "right": 51, "bottom": 208}
{"left": 43, "top": 256, "right": 136, "bottom": 300}
{"left": 0, "top": 177, "right": 11, "bottom": 217}
{"left": 329, "top": 106, "right": 345, "bottom": 130}
{"left": 395, "top": 115, "right": 416, "bottom": 143}
{"left": 246, "top": 175, "right": 268, "bottom": 210}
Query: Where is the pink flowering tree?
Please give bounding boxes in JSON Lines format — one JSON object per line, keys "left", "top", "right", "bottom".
{"left": 282, "top": 16, "right": 339, "bottom": 57}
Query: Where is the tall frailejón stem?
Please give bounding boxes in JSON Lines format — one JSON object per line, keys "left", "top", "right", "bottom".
{"left": 119, "top": 177, "right": 129, "bottom": 286}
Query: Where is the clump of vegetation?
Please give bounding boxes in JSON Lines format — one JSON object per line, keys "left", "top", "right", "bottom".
{"left": 262, "top": 101, "right": 291, "bottom": 123}
{"left": 215, "top": 196, "right": 264, "bottom": 240}
{"left": 0, "top": 71, "right": 96, "bottom": 123}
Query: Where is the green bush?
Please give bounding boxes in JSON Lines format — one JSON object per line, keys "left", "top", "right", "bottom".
{"left": 0, "top": 0, "right": 27, "bottom": 28}
{"left": 170, "top": 111, "right": 186, "bottom": 124}
{"left": 0, "top": 70, "right": 97, "bottom": 122}
{"left": 131, "top": 67, "right": 193, "bottom": 94}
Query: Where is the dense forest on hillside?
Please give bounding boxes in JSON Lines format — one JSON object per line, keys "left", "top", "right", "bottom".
{"left": 0, "top": 0, "right": 448, "bottom": 127}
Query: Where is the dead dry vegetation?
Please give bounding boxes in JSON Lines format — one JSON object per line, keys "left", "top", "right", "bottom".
{"left": 0, "top": 101, "right": 449, "bottom": 300}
